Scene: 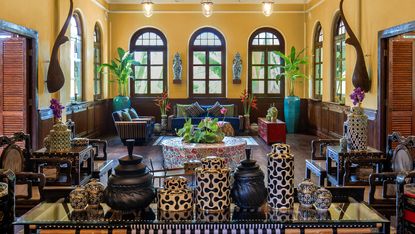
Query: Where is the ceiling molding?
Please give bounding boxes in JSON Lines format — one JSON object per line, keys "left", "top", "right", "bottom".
{"left": 107, "top": 0, "right": 310, "bottom": 4}
{"left": 92, "top": 0, "right": 109, "bottom": 12}
{"left": 109, "top": 10, "right": 304, "bottom": 13}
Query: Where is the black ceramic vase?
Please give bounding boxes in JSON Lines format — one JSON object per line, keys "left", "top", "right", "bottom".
{"left": 231, "top": 149, "right": 267, "bottom": 209}
{"left": 104, "top": 139, "right": 155, "bottom": 211}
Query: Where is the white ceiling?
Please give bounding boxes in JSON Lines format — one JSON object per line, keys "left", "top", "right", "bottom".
{"left": 106, "top": 0, "right": 309, "bottom": 4}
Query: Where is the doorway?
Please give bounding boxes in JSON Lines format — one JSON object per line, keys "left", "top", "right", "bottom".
{"left": 0, "top": 20, "right": 39, "bottom": 149}
{"left": 379, "top": 21, "right": 415, "bottom": 150}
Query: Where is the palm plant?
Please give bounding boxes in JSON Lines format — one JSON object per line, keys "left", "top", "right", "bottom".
{"left": 99, "top": 48, "right": 139, "bottom": 96}
{"left": 274, "top": 46, "right": 308, "bottom": 96}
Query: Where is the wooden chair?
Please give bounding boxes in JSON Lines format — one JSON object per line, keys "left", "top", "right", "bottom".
{"left": 305, "top": 139, "right": 338, "bottom": 186}
{"left": 397, "top": 171, "right": 415, "bottom": 233}
{"left": 0, "top": 169, "right": 15, "bottom": 234}
{"left": 0, "top": 133, "right": 47, "bottom": 216}
{"left": 89, "top": 139, "right": 113, "bottom": 185}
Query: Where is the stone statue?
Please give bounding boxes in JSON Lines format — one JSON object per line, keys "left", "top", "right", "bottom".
{"left": 232, "top": 52, "right": 242, "bottom": 81}
{"left": 173, "top": 52, "right": 182, "bottom": 81}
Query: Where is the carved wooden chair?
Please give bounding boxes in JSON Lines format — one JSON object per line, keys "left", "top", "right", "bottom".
{"left": 89, "top": 139, "right": 113, "bottom": 185}
{"left": 305, "top": 139, "right": 338, "bottom": 186}
{"left": 0, "top": 133, "right": 47, "bottom": 216}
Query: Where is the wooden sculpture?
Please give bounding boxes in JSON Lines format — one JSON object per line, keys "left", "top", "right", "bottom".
{"left": 46, "top": 0, "right": 73, "bottom": 93}
{"left": 339, "top": 0, "right": 371, "bottom": 92}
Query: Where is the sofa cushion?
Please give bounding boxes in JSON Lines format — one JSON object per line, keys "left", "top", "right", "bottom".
{"left": 176, "top": 104, "right": 192, "bottom": 117}
{"left": 221, "top": 104, "right": 235, "bottom": 117}
{"left": 128, "top": 108, "right": 139, "bottom": 118}
{"left": 121, "top": 111, "right": 132, "bottom": 121}
{"left": 207, "top": 101, "right": 223, "bottom": 117}
{"left": 185, "top": 102, "right": 205, "bottom": 117}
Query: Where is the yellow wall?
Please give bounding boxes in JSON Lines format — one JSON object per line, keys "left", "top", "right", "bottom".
{"left": 305, "top": 0, "right": 415, "bottom": 109}
{"left": 0, "top": 0, "right": 109, "bottom": 110}
{"left": 108, "top": 3, "right": 306, "bottom": 99}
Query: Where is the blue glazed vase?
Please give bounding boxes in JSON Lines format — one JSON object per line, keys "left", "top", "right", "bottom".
{"left": 113, "top": 96, "right": 131, "bottom": 111}
{"left": 284, "top": 96, "right": 300, "bottom": 133}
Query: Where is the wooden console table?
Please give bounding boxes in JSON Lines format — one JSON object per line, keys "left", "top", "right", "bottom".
{"left": 258, "top": 118, "right": 286, "bottom": 144}
{"left": 32, "top": 146, "right": 94, "bottom": 186}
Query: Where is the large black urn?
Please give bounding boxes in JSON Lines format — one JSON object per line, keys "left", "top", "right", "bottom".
{"left": 104, "top": 139, "right": 155, "bottom": 211}
{"left": 231, "top": 149, "right": 267, "bottom": 209}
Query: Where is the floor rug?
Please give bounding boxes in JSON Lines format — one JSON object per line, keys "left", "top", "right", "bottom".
{"left": 152, "top": 136, "right": 259, "bottom": 146}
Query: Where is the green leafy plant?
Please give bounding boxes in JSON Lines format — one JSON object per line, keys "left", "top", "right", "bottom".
{"left": 177, "top": 118, "right": 225, "bottom": 143}
{"left": 99, "top": 48, "right": 139, "bottom": 96}
{"left": 274, "top": 46, "right": 308, "bottom": 96}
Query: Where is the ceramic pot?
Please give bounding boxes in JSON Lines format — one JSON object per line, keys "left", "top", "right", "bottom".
{"left": 69, "top": 186, "right": 88, "bottom": 211}
{"left": 297, "top": 179, "right": 318, "bottom": 208}
{"left": 344, "top": 106, "right": 368, "bottom": 151}
{"left": 47, "top": 120, "right": 71, "bottom": 152}
{"left": 284, "top": 96, "right": 300, "bottom": 133}
{"left": 85, "top": 179, "right": 105, "bottom": 207}
{"left": 158, "top": 176, "right": 193, "bottom": 211}
{"left": 314, "top": 187, "right": 332, "bottom": 211}
{"left": 195, "top": 156, "right": 231, "bottom": 211}
{"left": 161, "top": 114, "right": 168, "bottom": 131}
{"left": 267, "top": 144, "right": 294, "bottom": 210}
{"left": 271, "top": 143, "right": 291, "bottom": 154}
{"left": 113, "top": 95, "right": 131, "bottom": 111}
{"left": 231, "top": 148, "right": 267, "bottom": 209}
{"left": 104, "top": 140, "right": 155, "bottom": 211}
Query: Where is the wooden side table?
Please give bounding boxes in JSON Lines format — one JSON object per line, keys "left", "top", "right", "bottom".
{"left": 258, "top": 118, "right": 286, "bottom": 144}
{"left": 32, "top": 146, "right": 94, "bottom": 186}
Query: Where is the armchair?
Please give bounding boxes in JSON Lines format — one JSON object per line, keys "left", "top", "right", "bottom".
{"left": 305, "top": 139, "right": 338, "bottom": 186}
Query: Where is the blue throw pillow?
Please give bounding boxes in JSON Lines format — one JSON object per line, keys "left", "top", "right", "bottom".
{"left": 185, "top": 102, "right": 206, "bottom": 117}
{"left": 207, "top": 101, "right": 223, "bottom": 117}
{"left": 128, "top": 108, "right": 139, "bottom": 118}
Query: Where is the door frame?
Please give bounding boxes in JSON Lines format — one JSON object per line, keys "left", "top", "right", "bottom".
{"left": 378, "top": 20, "right": 415, "bottom": 151}
{"left": 0, "top": 20, "right": 39, "bottom": 148}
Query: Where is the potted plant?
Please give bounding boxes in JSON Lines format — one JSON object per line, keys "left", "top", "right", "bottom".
{"left": 177, "top": 117, "right": 224, "bottom": 144}
{"left": 99, "top": 48, "right": 139, "bottom": 111}
{"left": 240, "top": 89, "right": 258, "bottom": 133}
{"left": 274, "top": 46, "right": 308, "bottom": 133}
{"left": 154, "top": 91, "right": 171, "bottom": 131}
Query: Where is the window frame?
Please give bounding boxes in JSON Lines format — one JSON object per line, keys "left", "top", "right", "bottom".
{"left": 129, "top": 27, "right": 168, "bottom": 97}
{"left": 332, "top": 14, "right": 346, "bottom": 104}
{"left": 189, "top": 27, "right": 226, "bottom": 98}
{"left": 313, "top": 22, "right": 323, "bottom": 100}
{"left": 248, "top": 27, "right": 285, "bottom": 98}
{"left": 93, "top": 23, "right": 103, "bottom": 100}
{"left": 70, "top": 12, "right": 84, "bottom": 102}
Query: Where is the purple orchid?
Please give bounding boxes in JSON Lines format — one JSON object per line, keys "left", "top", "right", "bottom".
{"left": 50, "top": 98, "right": 65, "bottom": 119}
{"left": 350, "top": 87, "right": 365, "bottom": 106}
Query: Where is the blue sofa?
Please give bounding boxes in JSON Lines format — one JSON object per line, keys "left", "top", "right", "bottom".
{"left": 168, "top": 103, "right": 244, "bottom": 134}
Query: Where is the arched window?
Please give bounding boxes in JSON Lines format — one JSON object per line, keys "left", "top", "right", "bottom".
{"left": 313, "top": 23, "right": 323, "bottom": 100}
{"left": 332, "top": 15, "right": 346, "bottom": 104}
{"left": 93, "top": 23, "right": 102, "bottom": 100}
{"left": 70, "top": 12, "right": 83, "bottom": 102}
{"left": 248, "top": 28, "right": 285, "bottom": 97}
{"left": 130, "top": 28, "right": 167, "bottom": 96}
{"left": 189, "top": 28, "right": 226, "bottom": 97}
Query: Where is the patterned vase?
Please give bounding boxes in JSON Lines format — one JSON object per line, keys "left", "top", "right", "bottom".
{"left": 244, "top": 114, "right": 251, "bottom": 133}
{"left": 267, "top": 143, "right": 294, "bottom": 210}
{"left": 297, "top": 179, "right": 318, "bottom": 208}
{"left": 158, "top": 176, "right": 193, "bottom": 211}
{"left": 84, "top": 179, "right": 105, "bottom": 207}
{"left": 344, "top": 106, "right": 368, "bottom": 151}
{"left": 69, "top": 186, "right": 88, "bottom": 211}
{"left": 161, "top": 114, "right": 167, "bottom": 131}
{"left": 314, "top": 187, "right": 332, "bottom": 211}
{"left": 195, "top": 156, "right": 231, "bottom": 211}
{"left": 47, "top": 120, "right": 72, "bottom": 152}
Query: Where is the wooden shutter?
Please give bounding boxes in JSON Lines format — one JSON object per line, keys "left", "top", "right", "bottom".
{"left": 0, "top": 37, "right": 27, "bottom": 136}
{"left": 387, "top": 39, "right": 415, "bottom": 136}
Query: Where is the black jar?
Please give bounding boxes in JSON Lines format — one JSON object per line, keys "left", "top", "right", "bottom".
{"left": 231, "top": 148, "right": 267, "bottom": 209}
{"left": 104, "top": 139, "right": 155, "bottom": 211}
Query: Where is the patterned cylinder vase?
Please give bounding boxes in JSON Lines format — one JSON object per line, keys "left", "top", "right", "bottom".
{"left": 47, "top": 120, "right": 72, "bottom": 152}
{"left": 345, "top": 106, "right": 368, "bottom": 151}
{"left": 158, "top": 176, "right": 193, "bottom": 212}
{"left": 267, "top": 143, "right": 294, "bottom": 210}
{"left": 195, "top": 156, "right": 231, "bottom": 211}
{"left": 84, "top": 179, "right": 105, "bottom": 207}
{"left": 69, "top": 186, "right": 88, "bottom": 211}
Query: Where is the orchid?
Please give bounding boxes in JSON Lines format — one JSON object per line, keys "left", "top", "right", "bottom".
{"left": 220, "top": 107, "right": 227, "bottom": 122}
{"left": 350, "top": 87, "right": 365, "bottom": 106}
{"left": 49, "top": 98, "right": 64, "bottom": 120}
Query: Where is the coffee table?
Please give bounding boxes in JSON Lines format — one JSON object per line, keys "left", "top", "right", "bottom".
{"left": 161, "top": 137, "right": 246, "bottom": 169}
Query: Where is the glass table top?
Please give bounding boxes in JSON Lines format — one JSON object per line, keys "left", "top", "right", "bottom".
{"left": 15, "top": 200, "right": 389, "bottom": 226}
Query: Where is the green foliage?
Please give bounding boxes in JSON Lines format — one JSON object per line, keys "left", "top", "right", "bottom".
{"left": 99, "top": 48, "right": 139, "bottom": 96}
{"left": 177, "top": 118, "right": 225, "bottom": 144}
{"left": 274, "top": 46, "right": 308, "bottom": 96}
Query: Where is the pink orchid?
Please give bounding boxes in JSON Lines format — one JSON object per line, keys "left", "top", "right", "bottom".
{"left": 220, "top": 107, "right": 227, "bottom": 115}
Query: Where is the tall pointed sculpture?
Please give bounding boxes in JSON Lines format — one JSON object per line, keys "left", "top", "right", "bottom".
{"left": 46, "top": 0, "right": 73, "bottom": 93}
{"left": 339, "top": 0, "right": 370, "bottom": 92}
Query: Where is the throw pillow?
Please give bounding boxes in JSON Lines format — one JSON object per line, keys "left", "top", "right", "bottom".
{"left": 207, "top": 101, "right": 223, "bottom": 117}
{"left": 128, "top": 108, "right": 139, "bottom": 118}
{"left": 185, "top": 102, "right": 205, "bottom": 117}
{"left": 221, "top": 104, "right": 235, "bottom": 117}
{"left": 121, "top": 111, "right": 132, "bottom": 121}
{"left": 176, "top": 104, "right": 192, "bottom": 117}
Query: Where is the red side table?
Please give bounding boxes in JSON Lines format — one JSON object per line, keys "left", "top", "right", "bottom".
{"left": 258, "top": 117, "right": 286, "bottom": 144}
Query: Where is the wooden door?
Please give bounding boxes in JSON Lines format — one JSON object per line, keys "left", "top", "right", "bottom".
{"left": 0, "top": 37, "right": 27, "bottom": 136}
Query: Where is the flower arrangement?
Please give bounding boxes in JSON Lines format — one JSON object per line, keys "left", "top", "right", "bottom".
{"left": 240, "top": 89, "right": 258, "bottom": 115}
{"left": 220, "top": 107, "right": 227, "bottom": 122}
{"left": 49, "top": 98, "right": 65, "bottom": 121}
{"left": 154, "top": 91, "right": 171, "bottom": 116}
{"left": 177, "top": 117, "right": 224, "bottom": 144}
{"left": 350, "top": 87, "right": 365, "bottom": 107}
